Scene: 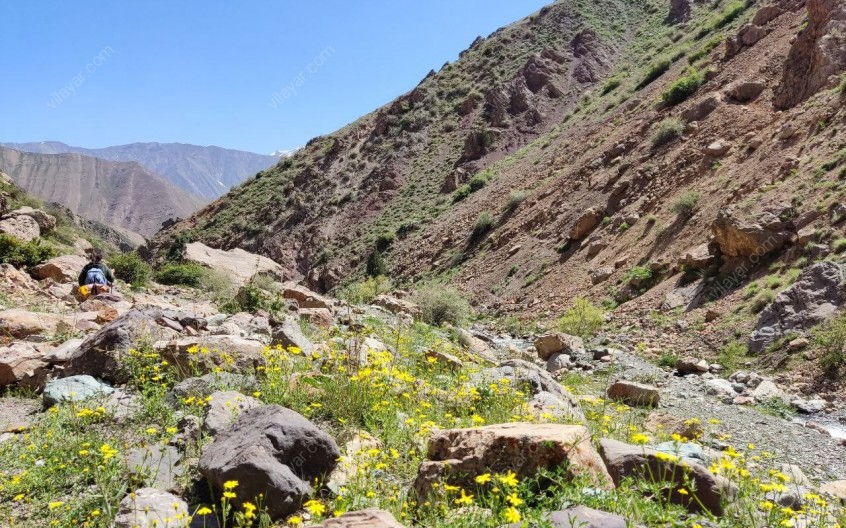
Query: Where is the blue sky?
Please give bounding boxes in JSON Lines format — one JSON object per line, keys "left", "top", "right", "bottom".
{"left": 0, "top": 1, "right": 550, "bottom": 154}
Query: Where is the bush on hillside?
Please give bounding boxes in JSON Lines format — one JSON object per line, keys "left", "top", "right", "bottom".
{"left": 108, "top": 252, "right": 152, "bottom": 288}
{"left": 662, "top": 70, "right": 704, "bottom": 105}
{"left": 671, "top": 191, "right": 701, "bottom": 218}
{"left": 338, "top": 275, "right": 393, "bottom": 305}
{"left": 651, "top": 117, "right": 685, "bottom": 149}
{"left": 503, "top": 190, "right": 528, "bottom": 213}
{"left": 813, "top": 313, "right": 846, "bottom": 377}
{"left": 470, "top": 212, "right": 494, "bottom": 242}
{"left": 636, "top": 56, "right": 672, "bottom": 90}
{"left": 0, "top": 234, "right": 58, "bottom": 268}
{"left": 413, "top": 285, "right": 472, "bottom": 327}
{"left": 558, "top": 297, "right": 605, "bottom": 338}
{"left": 155, "top": 262, "right": 208, "bottom": 287}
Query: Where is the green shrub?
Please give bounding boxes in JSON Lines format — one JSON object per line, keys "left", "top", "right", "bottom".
{"left": 713, "top": 0, "right": 749, "bottom": 30}
{"left": 503, "top": 190, "right": 528, "bottom": 213}
{"left": 833, "top": 238, "right": 846, "bottom": 253}
{"left": 671, "top": 191, "right": 701, "bottom": 217}
{"left": 558, "top": 297, "right": 605, "bottom": 338}
{"left": 636, "top": 57, "right": 672, "bottom": 90}
{"left": 662, "top": 70, "right": 704, "bottom": 105}
{"left": 470, "top": 212, "right": 494, "bottom": 242}
{"left": 813, "top": 313, "right": 846, "bottom": 377}
{"left": 839, "top": 74, "right": 846, "bottom": 94}
{"left": 452, "top": 185, "right": 472, "bottom": 203}
{"left": 413, "top": 285, "right": 472, "bottom": 327}
{"left": 718, "top": 341, "right": 747, "bottom": 372}
{"left": 366, "top": 248, "right": 387, "bottom": 278}
{"left": 623, "top": 266, "right": 653, "bottom": 286}
{"left": 108, "top": 252, "right": 152, "bottom": 288}
{"left": 338, "top": 275, "right": 394, "bottom": 305}
{"left": 600, "top": 77, "right": 622, "bottom": 95}
{"left": 651, "top": 117, "right": 685, "bottom": 148}
{"left": 0, "top": 234, "right": 58, "bottom": 268}
{"left": 688, "top": 35, "right": 724, "bottom": 64}
{"left": 659, "top": 353, "right": 678, "bottom": 368}
{"left": 155, "top": 262, "right": 208, "bottom": 287}
{"left": 199, "top": 269, "right": 236, "bottom": 304}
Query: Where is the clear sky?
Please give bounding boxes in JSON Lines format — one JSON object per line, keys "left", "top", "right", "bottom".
{"left": 0, "top": 1, "right": 550, "bottom": 155}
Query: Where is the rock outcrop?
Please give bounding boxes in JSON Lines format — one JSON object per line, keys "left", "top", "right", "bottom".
{"left": 749, "top": 262, "right": 846, "bottom": 352}
{"left": 183, "top": 242, "right": 287, "bottom": 286}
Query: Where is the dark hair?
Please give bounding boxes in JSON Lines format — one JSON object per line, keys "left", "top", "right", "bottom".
{"left": 90, "top": 249, "right": 104, "bottom": 263}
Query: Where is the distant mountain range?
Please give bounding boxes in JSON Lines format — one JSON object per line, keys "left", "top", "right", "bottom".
{"left": 0, "top": 141, "right": 279, "bottom": 199}
{"left": 0, "top": 146, "right": 206, "bottom": 237}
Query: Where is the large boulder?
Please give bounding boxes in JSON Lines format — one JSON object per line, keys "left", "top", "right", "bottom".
{"left": 126, "top": 443, "right": 184, "bottom": 491}
{"left": 0, "top": 214, "right": 40, "bottom": 242}
{"left": 472, "top": 359, "right": 584, "bottom": 421}
{"left": 515, "top": 506, "right": 626, "bottom": 528}
{"left": 711, "top": 208, "right": 788, "bottom": 258}
{"left": 667, "top": 0, "right": 693, "bottom": 23}
{"left": 456, "top": 328, "right": 498, "bottom": 363}
{"left": 414, "top": 423, "right": 612, "bottom": 499}
{"left": 3, "top": 207, "right": 56, "bottom": 231}
{"left": 606, "top": 381, "right": 660, "bottom": 406}
{"left": 534, "top": 333, "right": 584, "bottom": 361}
{"left": 42, "top": 338, "right": 85, "bottom": 364}
{"left": 749, "top": 262, "right": 846, "bottom": 352}
{"left": 113, "top": 488, "right": 188, "bottom": 528}
{"left": 31, "top": 254, "right": 87, "bottom": 283}
{"left": 42, "top": 375, "right": 114, "bottom": 407}
{"left": 155, "top": 335, "right": 266, "bottom": 374}
{"left": 312, "top": 510, "right": 405, "bottom": 528}
{"left": 62, "top": 308, "right": 177, "bottom": 382}
{"left": 199, "top": 405, "right": 340, "bottom": 520}
{"left": 183, "top": 242, "right": 286, "bottom": 287}
{"left": 0, "top": 309, "right": 79, "bottom": 339}
{"left": 283, "top": 283, "right": 333, "bottom": 310}
{"left": 0, "top": 343, "right": 48, "bottom": 389}
{"left": 599, "top": 438, "right": 734, "bottom": 515}
{"left": 373, "top": 294, "right": 422, "bottom": 318}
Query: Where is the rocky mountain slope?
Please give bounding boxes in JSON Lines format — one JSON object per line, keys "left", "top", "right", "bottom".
{"left": 151, "top": 0, "right": 846, "bottom": 384}
{"left": 0, "top": 147, "right": 206, "bottom": 237}
{"left": 0, "top": 141, "right": 279, "bottom": 199}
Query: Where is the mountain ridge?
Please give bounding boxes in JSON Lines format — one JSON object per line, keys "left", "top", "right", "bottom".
{"left": 0, "top": 140, "right": 279, "bottom": 199}
{"left": 0, "top": 146, "right": 206, "bottom": 237}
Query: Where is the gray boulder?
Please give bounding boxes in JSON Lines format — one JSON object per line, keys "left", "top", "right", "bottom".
{"left": 62, "top": 309, "right": 176, "bottom": 382}
{"left": 271, "top": 315, "right": 315, "bottom": 355}
{"left": 113, "top": 488, "right": 188, "bottom": 528}
{"left": 43, "top": 375, "right": 114, "bottom": 407}
{"left": 199, "top": 405, "right": 340, "bottom": 520}
{"left": 599, "top": 438, "right": 734, "bottom": 515}
{"left": 312, "top": 509, "right": 405, "bottom": 527}
{"left": 523, "top": 506, "right": 627, "bottom": 528}
{"left": 126, "top": 443, "right": 184, "bottom": 491}
{"left": 606, "top": 381, "right": 660, "bottom": 406}
{"left": 203, "top": 390, "right": 261, "bottom": 436}
{"left": 472, "top": 359, "right": 584, "bottom": 421}
{"left": 749, "top": 262, "right": 846, "bottom": 352}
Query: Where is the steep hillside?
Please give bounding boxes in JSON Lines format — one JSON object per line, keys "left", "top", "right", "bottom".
{"left": 152, "top": 0, "right": 846, "bottom": 383}
{"left": 0, "top": 147, "right": 206, "bottom": 237}
{"left": 0, "top": 141, "right": 279, "bottom": 199}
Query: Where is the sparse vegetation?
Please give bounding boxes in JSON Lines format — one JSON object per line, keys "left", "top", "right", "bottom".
{"left": 651, "top": 117, "right": 685, "bottom": 148}
{"left": 503, "top": 190, "right": 528, "bottom": 213}
{"left": 636, "top": 56, "right": 672, "bottom": 90}
{"left": 718, "top": 341, "right": 747, "bottom": 372}
{"left": 671, "top": 191, "right": 701, "bottom": 218}
{"left": 558, "top": 297, "right": 604, "bottom": 338}
{"left": 366, "top": 248, "right": 387, "bottom": 278}
{"left": 749, "top": 289, "right": 776, "bottom": 313}
{"left": 338, "top": 275, "right": 393, "bottom": 304}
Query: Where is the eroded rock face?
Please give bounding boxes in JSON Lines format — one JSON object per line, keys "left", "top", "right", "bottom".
{"left": 199, "top": 405, "right": 339, "bottom": 520}
{"left": 414, "top": 423, "right": 612, "bottom": 499}
{"left": 667, "top": 0, "right": 693, "bottom": 23}
{"left": 749, "top": 262, "right": 846, "bottom": 352}
{"left": 32, "top": 255, "right": 88, "bottom": 283}
{"left": 774, "top": 0, "right": 846, "bottom": 109}
{"left": 570, "top": 207, "right": 602, "bottom": 240}
{"left": 0, "top": 343, "right": 48, "bottom": 389}
{"left": 0, "top": 214, "right": 40, "bottom": 241}
{"left": 711, "top": 208, "right": 788, "bottom": 258}
{"left": 599, "top": 438, "right": 734, "bottom": 515}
